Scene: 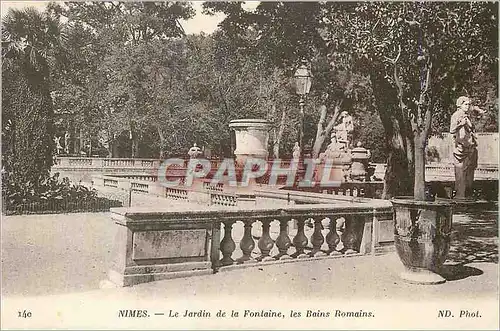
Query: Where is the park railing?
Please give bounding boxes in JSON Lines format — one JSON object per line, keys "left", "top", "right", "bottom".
{"left": 108, "top": 199, "right": 393, "bottom": 287}
{"left": 3, "top": 197, "right": 123, "bottom": 215}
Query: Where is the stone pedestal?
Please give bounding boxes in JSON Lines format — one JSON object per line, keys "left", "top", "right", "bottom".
{"left": 229, "top": 119, "right": 270, "bottom": 167}
{"left": 351, "top": 143, "right": 371, "bottom": 181}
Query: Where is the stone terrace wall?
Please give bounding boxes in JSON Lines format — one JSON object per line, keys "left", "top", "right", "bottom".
{"left": 427, "top": 132, "right": 498, "bottom": 165}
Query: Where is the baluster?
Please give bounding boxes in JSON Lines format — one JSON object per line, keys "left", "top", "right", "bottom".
{"left": 274, "top": 217, "right": 292, "bottom": 260}
{"left": 335, "top": 217, "right": 346, "bottom": 253}
{"left": 237, "top": 220, "right": 256, "bottom": 264}
{"left": 325, "top": 217, "right": 342, "bottom": 255}
{"left": 310, "top": 218, "right": 326, "bottom": 257}
{"left": 257, "top": 219, "right": 275, "bottom": 262}
{"left": 343, "top": 216, "right": 358, "bottom": 255}
{"left": 291, "top": 218, "right": 308, "bottom": 259}
{"left": 220, "top": 221, "right": 236, "bottom": 265}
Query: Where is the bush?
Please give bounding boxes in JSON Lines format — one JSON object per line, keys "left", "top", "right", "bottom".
{"left": 2, "top": 172, "right": 121, "bottom": 214}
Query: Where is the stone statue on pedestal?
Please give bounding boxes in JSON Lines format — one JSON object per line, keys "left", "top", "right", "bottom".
{"left": 350, "top": 142, "right": 372, "bottom": 182}
{"left": 320, "top": 132, "right": 352, "bottom": 182}
{"left": 292, "top": 142, "right": 301, "bottom": 160}
{"left": 54, "top": 136, "right": 63, "bottom": 155}
{"left": 450, "top": 96, "right": 478, "bottom": 200}
{"left": 188, "top": 143, "right": 202, "bottom": 159}
{"left": 322, "top": 133, "right": 344, "bottom": 160}
{"left": 64, "top": 132, "right": 70, "bottom": 154}
{"left": 334, "top": 111, "right": 354, "bottom": 151}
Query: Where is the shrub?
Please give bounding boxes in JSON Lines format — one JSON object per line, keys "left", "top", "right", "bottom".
{"left": 2, "top": 171, "right": 121, "bottom": 214}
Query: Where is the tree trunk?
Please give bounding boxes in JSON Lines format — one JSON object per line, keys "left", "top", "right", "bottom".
{"left": 273, "top": 107, "right": 287, "bottom": 158}
{"left": 157, "top": 127, "right": 166, "bottom": 159}
{"left": 371, "top": 70, "right": 414, "bottom": 199}
{"left": 312, "top": 103, "right": 341, "bottom": 159}
{"left": 413, "top": 137, "right": 426, "bottom": 200}
{"left": 73, "top": 127, "right": 78, "bottom": 155}
{"left": 383, "top": 143, "right": 413, "bottom": 199}
{"left": 79, "top": 129, "right": 84, "bottom": 155}
{"left": 131, "top": 138, "right": 139, "bottom": 158}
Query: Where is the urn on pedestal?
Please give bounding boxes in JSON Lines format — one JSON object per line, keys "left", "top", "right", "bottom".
{"left": 229, "top": 119, "right": 270, "bottom": 167}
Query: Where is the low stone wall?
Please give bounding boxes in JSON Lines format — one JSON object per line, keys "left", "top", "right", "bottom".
{"left": 427, "top": 132, "right": 499, "bottom": 165}
{"left": 108, "top": 200, "right": 393, "bottom": 287}
{"left": 109, "top": 208, "right": 215, "bottom": 286}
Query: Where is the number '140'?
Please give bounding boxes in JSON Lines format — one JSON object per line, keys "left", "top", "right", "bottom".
{"left": 18, "top": 310, "right": 32, "bottom": 318}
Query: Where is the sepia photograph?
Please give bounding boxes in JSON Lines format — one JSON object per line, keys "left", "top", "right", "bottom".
{"left": 1, "top": 1, "right": 499, "bottom": 329}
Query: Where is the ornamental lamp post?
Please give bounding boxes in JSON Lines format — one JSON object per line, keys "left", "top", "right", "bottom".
{"left": 294, "top": 61, "right": 312, "bottom": 157}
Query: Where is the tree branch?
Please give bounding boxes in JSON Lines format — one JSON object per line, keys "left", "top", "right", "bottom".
{"left": 325, "top": 99, "right": 343, "bottom": 134}
{"left": 421, "top": 60, "right": 433, "bottom": 142}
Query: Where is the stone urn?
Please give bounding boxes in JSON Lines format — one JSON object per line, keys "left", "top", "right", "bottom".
{"left": 350, "top": 142, "right": 371, "bottom": 181}
{"left": 229, "top": 119, "right": 270, "bottom": 167}
{"left": 391, "top": 197, "right": 453, "bottom": 285}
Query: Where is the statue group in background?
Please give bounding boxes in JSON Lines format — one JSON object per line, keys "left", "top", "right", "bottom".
{"left": 450, "top": 96, "right": 479, "bottom": 200}
{"left": 319, "top": 111, "right": 375, "bottom": 182}
{"left": 334, "top": 111, "right": 354, "bottom": 151}
{"left": 322, "top": 132, "right": 344, "bottom": 159}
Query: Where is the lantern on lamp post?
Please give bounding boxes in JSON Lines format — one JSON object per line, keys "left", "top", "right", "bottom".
{"left": 294, "top": 61, "right": 312, "bottom": 156}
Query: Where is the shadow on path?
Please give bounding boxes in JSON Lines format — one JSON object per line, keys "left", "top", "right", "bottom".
{"left": 447, "top": 211, "right": 498, "bottom": 264}
{"left": 438, "top": 210, "right": 498, "bottom": 281}
{"left": 438, "top": 264, "right": 483, "bottom": 281}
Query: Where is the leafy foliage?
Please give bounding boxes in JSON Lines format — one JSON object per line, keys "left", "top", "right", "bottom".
{"left": 2, "top": 8, "right": 62, "bottom": 192}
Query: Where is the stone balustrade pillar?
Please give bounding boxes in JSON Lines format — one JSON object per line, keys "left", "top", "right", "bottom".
{"left": 220, "top": 221, "right": 236, "bottom": 265}
{"left": 274, "top": 218, "right": 292, "bottom": 260}
{"left": 257, "top": 219, "right": 275, "bottom": 262}
{"left": 237, "top": 220, "right": 256, "bottom": 264}
{"left": 291, "top": 218, "right": 308, "bottom": 259}
{"left": 310, "top": 218, "right": 326, "bottom": 257}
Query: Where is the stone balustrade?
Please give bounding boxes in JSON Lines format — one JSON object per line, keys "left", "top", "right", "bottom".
{"left": 165, "top": 187, "right": 189, "bottom": 201}
{"left": 210, "top": 192, "right": 238, "bottom": 206}
{"left": 56, "top": 157, "right": 497, "bottom": 189}
{"left": 56, "top": 157, "right": 162, "bottom": 169}
{"left": 202, "top": 180, "right": 224, "bottom": 192}
{"left": 372, "top": 162, "right": 498, "bottom": 181}
{"left": 108, "top": 200, "right": 392, "bottom": 286}
{"left": 103, "top": 177, "right": 119, "bottom": 188}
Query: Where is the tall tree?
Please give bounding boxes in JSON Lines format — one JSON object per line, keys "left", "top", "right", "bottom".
{"left": 203, "top": 1, "right": 374, "bottom": 158}
{"left": 322, "top": 1, "right": 498, "bottom": 199}
{"left": 58, "top": 1, "right": 195, "bottom": 157}
{"left": 2, "top": 7, "right": 65, "bottom": 193}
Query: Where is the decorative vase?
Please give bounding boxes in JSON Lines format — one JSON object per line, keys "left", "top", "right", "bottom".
{"left": 391, "top": 197, "right": 453, "bottom": 285}
{"left": 228, "top": 119, "right": 270, "bottom": 167}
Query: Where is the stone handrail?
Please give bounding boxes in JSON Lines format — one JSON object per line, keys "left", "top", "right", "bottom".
{"left": 372, "top": 162, "right": 498, "bottom": 181}
{"left": 111, "top": 174, "right": 158, "bottom": 182}
{"left": 55, "top": 157, "right": 163, "bottom": 169}
{"left": 108, "top": 201, "right": 393, "bottom": 286}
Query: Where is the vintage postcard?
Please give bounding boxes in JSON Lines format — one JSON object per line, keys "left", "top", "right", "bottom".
{"left": 1, "top": 1, "right": 498, "bottom": 330}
